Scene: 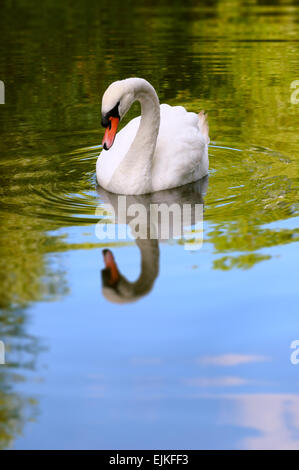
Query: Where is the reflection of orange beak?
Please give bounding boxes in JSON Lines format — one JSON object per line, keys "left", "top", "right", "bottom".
{"left": 102, "top": 249, "right": 120, "bottom": 285}
{"left": 102, "top": 117, "right": 119, "bottom": 150}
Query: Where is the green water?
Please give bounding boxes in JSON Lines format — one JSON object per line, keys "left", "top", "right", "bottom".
{"left": 0, "top": 0, "right": 298, "bottom": 450}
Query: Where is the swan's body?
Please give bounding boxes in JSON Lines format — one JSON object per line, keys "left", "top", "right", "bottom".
{"left": 97, "top": 78, "right": 209, "bottom": 195}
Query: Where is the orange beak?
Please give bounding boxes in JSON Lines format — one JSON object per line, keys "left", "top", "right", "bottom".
{"left": 102, "top": 249, "right": 120, "bottom": 285}
{"left": 102, "top": 116, "right": 119, "bottom": 150}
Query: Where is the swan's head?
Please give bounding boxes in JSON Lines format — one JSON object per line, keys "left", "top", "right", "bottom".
{"left": 101, "top": 79, "right": 136, "bottom": 150}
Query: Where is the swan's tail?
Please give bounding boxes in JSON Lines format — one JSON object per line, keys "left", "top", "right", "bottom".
{"left": 198, "top": 111, "right": 210, "bottom": 144}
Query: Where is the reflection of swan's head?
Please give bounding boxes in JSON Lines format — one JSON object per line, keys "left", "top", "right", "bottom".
{"left": 101, "top": 248, "right": 133, "bottom": 304}
{"left": 101, "top": 249, "right": 120, "bottom": 287}
{"left": 101, "top": 239, "right": 159, "bottom": 304}
{"left": 101, "top": 78, "right": 155, "bottom": 150}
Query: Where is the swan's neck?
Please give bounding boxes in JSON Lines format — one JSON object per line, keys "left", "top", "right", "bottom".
{"left": 112, "top": 80, "right": 160, "bottom": 194}
{"left": 125, "top": 238, "right": 160, "bottom": 296}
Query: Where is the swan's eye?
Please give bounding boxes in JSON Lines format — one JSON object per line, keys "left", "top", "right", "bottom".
{"left": 101, "top": 115, "right": 109, "bottom": 128}
{"left": 101, "top": 101, "right": 120, "bottom": 128}
{"left": 109, "top": 101, "right": 120, "bottom": 118}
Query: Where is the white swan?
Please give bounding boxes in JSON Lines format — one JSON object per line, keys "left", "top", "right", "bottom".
{"left": 96, "top": 78, "right": 209, "bottom": 195}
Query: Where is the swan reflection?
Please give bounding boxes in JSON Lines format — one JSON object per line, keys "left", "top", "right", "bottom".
{"left": 97, "top": 176, "right": 208, "bottom": 303}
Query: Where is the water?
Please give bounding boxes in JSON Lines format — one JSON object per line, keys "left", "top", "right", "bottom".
{"left": 0, "top": 0, "right": 299, "bottom": 450}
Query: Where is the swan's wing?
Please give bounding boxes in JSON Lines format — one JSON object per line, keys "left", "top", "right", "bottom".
{"left": 152, "top": 104, "right": 209, "bottom": 191}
